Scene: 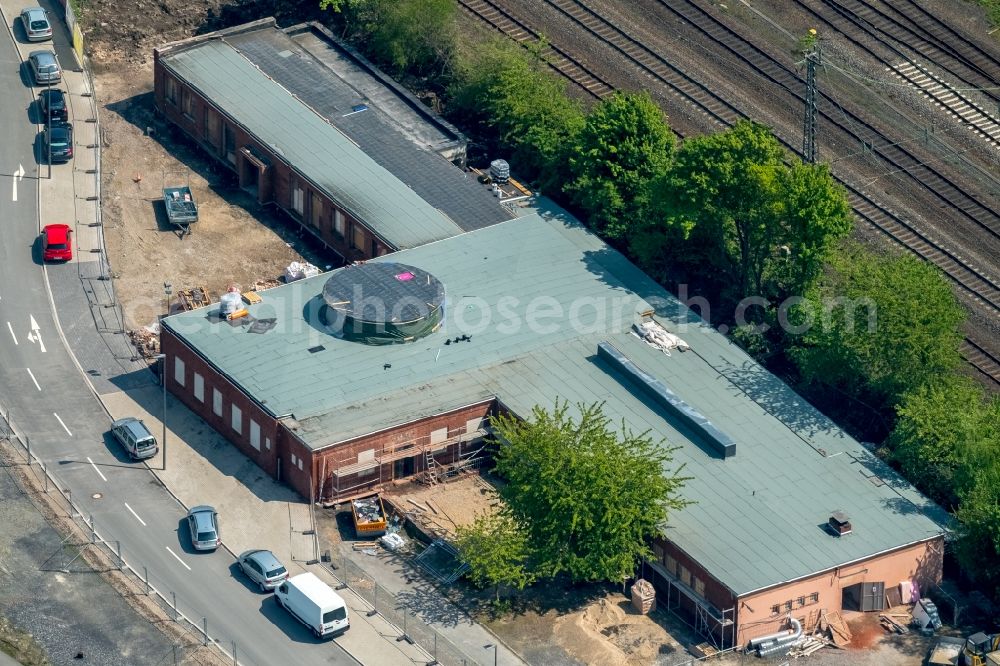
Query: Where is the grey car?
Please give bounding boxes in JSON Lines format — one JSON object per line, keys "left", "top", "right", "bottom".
{"left": 110, "top": 417, "right": 158, "bottom": 460}
{"left": 27, "top": 50, "right": 60, "bottom": 85}
{"left": 237, "top": 549, "right": 288, "bottom": 592}
{"left": 186, "top": 505, "right": 220, "bottom": 551}
{"left": 19, "top": 7, "right": 51, "bottom": 42}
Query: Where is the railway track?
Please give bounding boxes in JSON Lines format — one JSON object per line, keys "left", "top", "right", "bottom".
{"left": 456, "top": 0, "right": 1000, "bottom": 387}
{"left": 650, "top": 0, "right": 1000, "bottom": 244}
{"left": 801, "top": 0, "right": 1000, "bottom": 152}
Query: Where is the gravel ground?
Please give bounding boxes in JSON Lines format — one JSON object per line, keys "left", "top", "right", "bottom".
{"left": 0, "top": 455, "right": 176, "bottom": 665}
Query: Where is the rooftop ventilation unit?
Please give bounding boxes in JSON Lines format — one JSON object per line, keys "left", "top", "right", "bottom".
{"left": 828, "top": 512, "right": 852, "bottom": 536}
{"left": 489, "top": 159, "right": 510, "bottom": 184}
{"left": 597, "top": 341, "right": 736, "bottom": 458}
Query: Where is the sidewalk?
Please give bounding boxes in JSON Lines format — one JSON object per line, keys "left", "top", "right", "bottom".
{"left": 2, "top": 1, "right": 529, "bottom": 663}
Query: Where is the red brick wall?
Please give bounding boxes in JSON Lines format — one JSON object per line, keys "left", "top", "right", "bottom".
{"left": 313, "top": 401, "right": 495, "bottom": 500}
{"left": 152, "top": 55, "right": 391, "bottom": 261}
{"left": 160, "top": 327, "right": 280, "bottom": 477}
{"left": 648, "top": 537, "right": 737, "bottom": 633}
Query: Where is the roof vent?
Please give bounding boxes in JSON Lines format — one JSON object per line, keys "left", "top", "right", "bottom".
{"left": 828, "top": 512, "right": 852, "bottom": 536}
{"left": 597, "top": 341, "right": 736, "bottom": 458}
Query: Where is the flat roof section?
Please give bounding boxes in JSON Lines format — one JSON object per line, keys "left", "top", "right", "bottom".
{"left": 226, "top": 25, "right": 513, "bottom": 233}
{"left": 164, "top": 211, "right": 946, "bottom": 596}
{"left": 159, "top": 39, "right": 464, "bottom": 250}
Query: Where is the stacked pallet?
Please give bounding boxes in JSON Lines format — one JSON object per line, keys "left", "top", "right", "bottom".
{"left": 630, "top": 579, "right": 656, "bottom": 614}
{"left": 880, "top": 610, "right": 912, "bottom": 634}
{"left": 821, "top": 610, "right": 853, "bottom": 647}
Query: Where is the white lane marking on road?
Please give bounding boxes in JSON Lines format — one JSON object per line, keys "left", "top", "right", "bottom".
{"left": 26, "top": 368, "right": 41, "bottom": 391}
{"left": 86, "top": 456, "right": 107, "bottom": 482}
{"left": 6, "top": 322, "right": 17, "bottom": 344}
{"left": 53, "top": 412, "right": 72, "bottom": 436}
{"left": 124, "top": 502, "right": 147, "bottom": 526}
{"left": 165, "top": 546, "right": 191, "bottom": 571}
{"left": 27, "top": 315, "right": 46, "bottom": 352}
{"left": 12, "top": 164, "right": 24, "bottom": 202}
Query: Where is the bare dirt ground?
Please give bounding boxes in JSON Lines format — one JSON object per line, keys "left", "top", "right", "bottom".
{"left": 95, "top": 63, "right": 328, "bottom": 333}
{"left": 381, "top": 474, "right": 502, "bottom": 538}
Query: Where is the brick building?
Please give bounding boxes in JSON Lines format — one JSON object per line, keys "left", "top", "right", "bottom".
{"left": 153, "top": 19, "right": 512, "bottom": 261}
{"left": 160, "top": 212, "right": 946, "bottom": 650}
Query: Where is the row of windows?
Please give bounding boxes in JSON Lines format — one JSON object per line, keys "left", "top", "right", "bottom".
{"left": 174, "top": 357, "right": 270, "bottom": 453}
{"left": 651, "top": 544, "right": 706, "bottom": 598}
{"left": 770, "top": 593, "right": 820, "bottom": 615}
{"left": 165, "top": 72, "right": 387, "bottom": 261}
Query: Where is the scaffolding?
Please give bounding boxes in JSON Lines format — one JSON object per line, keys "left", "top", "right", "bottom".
{"left": 321, "top": 422, "right": 490, "bottom": 503}
{"left": 645, "top": 560, "right": 736, "bottom": 651}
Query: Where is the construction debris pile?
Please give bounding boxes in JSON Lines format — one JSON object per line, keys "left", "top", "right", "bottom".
{"left": 127, "top": 327, "right": 159, "bottom": 357}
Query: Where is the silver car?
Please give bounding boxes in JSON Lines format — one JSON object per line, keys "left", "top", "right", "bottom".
{"left": 20, "top": 7, "right": 51, "bottom": 42}
{"left": 186, "top": 505, "right": 221, "bottom": 551}
{"left": 28, "top": 50, "right": 60, "bottom": 85}
{"left": 237, "top": 549, "right": 288, "bottom": 592}
{"left": 110, "top": 417, "right": 158, "bottom": 460}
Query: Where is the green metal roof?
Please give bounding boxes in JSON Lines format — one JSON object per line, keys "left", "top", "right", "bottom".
{"left": 164, "top": 212, "right": 945, "bottom": 596}
{"left": 159, "top": 40, "right": 464, "bottom": 249}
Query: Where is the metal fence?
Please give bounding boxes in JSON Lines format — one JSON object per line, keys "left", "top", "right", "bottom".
{"left": 0, "top": 403, "right": 238, "bottom": 666}
{"left": 326, "top": 548, "right": 485, "bottom": 666}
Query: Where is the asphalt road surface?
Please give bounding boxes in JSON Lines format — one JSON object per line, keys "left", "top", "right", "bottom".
{"left": 0, "top": 15, "right": 357, "bottom": 666}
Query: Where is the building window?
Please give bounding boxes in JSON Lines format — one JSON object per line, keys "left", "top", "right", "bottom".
{"left": 694, "top": 578, "right": 705, "bottom": 598}
{"left": 297, "top": 457, "right": 304, "bottom": 471}
{"left": 465, "top": 417, "right": 483, "bottom": 435}
{"left": 250, "top": 420, "right": 261, "bottom": 451}
{"left": 665, "top": 555, "right": 677, "bottom": 576}
{"left": 291, "top": 177, "right": 304, "bottom": 217}
{"left": 193, "top": 372, "right": 204, "bottom": 402}
{"left": 352, "top": 224, "right": 366, "bottom": 251}
{"left": 174, "top": 357, "right": 185, "bottom": 386}
{"left": 231, "top": 404, "right": 242, "bottom": 434}
{"left": 265, "top": 437, "right": 271, "bottom": 451}
{"left": 224, "top": 124, "right": 236, "bottom": 165}
{"left": 203, "top": 108, "right": 219, "bottom": 145}
{"left": 309, "top": 192, "right": 322, "bottom": 228}
{"left": 181, "top": 89, "right": 194, "bottom": 118}
{"left": 165, "top": 76, "right": 177, "bottom": 105}
{"left": 430, "top": 428, "right": 448, "bottom": 445}
{"left": 809, "top": 592, "right": 819, "bottom": 604}
{"left": 213, "top": 388, "right": 222, "bottom": 417}
{"left": 679, "top": 565, "right": 691, "bottom": 587}
{"left": 797, "top": 596, "right": 806, "bottom": 608}
{"left": 291, "top": 453, "right": 298, "bottom": 467}
{"left": 784, "top": 601, "right": 793, "bottom": 612}
{"left": 334, "top": 210, "right": 344, "bottom": 238}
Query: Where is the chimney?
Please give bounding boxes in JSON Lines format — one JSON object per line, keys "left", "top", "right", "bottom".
{"left": 828, "top": 512, "right": 852, "bottom": 536}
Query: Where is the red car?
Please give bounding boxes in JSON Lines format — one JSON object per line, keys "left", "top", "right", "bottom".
{"left": 42, "top": 224, "right": 72, "bottom": 261}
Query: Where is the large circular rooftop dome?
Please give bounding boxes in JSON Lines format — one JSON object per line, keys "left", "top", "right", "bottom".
{"left": 322, "top": 262, "right": 445, "bottom": 345}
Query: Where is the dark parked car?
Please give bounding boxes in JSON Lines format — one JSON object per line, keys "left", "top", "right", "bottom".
{"left": 27, "top": 50, "right": 60, "bottom": 84}
{"left": 42, "top": 121, "right": 73, "bottom": 163}
{"left": 38, "top": 89, "right": 67, "bottom": 122}
{"left": 186, "top": 505, "right": 220, "bottom": 551}
{"left": 237, "top": 549, "right": 288, "bottom": 592}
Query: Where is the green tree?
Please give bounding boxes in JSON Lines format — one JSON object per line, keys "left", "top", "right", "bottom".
{"left": 454, "top": 512, "right": 535, "bottom": 601}
{"left": 322, "top": 0, "right": 456, "bottom": 76}
{"left": 562, "top": 92, "right": 674, "bottom": 241}
{"left": 491, "top": 401, "right": 690, "bottom": 583}
{"left": 790, "top": 242, "right": 965, "bottom": 412}
{"left": 448, "top": 38, "right": 585, "bottom": 183}
{"left": 633, "top": 121, "right": 851, "bottom": 305}
{"left": 887, "top": 375, "right": 993, "bottom": 507}
{"left": 954, "top": 464, "right": 1000, "bottom": 595}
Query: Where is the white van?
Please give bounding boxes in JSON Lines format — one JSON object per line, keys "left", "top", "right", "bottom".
{"left": 274, "top": 573, "right": 349, "bottom": 638}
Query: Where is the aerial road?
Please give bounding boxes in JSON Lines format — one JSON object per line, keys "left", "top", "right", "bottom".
{"left": 0, "top": 13, "right": 358, "bottom": 666}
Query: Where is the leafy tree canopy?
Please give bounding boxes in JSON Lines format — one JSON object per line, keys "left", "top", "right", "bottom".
{"left": 562, "top": 91, "right": 674, "bottom": 241}
{"left": 633, "top": 120, "right": 851, "bottom": 306}
{"left": 887, "top": 375, "right": 994, "bottom": 508}
{"left": 790, "top": 242, "right": 965, "bottom": 413}
{"left": 323, "top": 0, "right": 456, "bottom": 77}
{"left": 491, "top": 401, "right": 690, "bottom": 584}
{"left": 454, "top": 512, "right": 535, "bottom": 601}
{"left": 448, "top": 38, "right": 585, "bottom": 183}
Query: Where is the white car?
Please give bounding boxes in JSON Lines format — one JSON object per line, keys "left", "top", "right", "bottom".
{"left": 20, "top": 7, "right": 51, "bottom": 42}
